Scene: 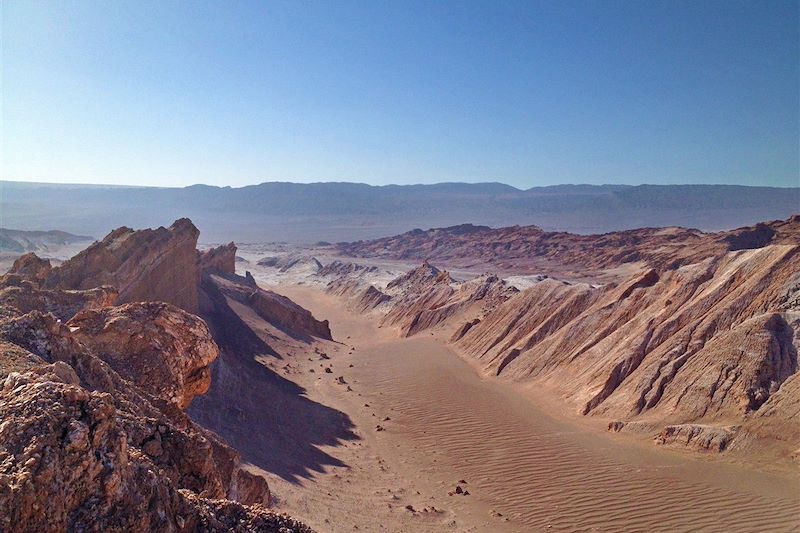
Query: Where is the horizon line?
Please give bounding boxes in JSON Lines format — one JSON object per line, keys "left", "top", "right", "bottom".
{"left": 2, "top": 178, "right": 798, "bottom": 191}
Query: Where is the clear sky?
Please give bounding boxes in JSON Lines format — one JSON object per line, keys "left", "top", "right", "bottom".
{"left": 2, "top": 0, "right": 798, "bottom": 188}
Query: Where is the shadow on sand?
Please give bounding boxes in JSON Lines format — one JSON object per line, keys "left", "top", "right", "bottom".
{"left": 190, "top": 275, "right": 358, "bottom": 482}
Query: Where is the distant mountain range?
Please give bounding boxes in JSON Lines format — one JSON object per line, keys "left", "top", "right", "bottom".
{"left": 1, "top": 181, "right": 797, "bottom": 243}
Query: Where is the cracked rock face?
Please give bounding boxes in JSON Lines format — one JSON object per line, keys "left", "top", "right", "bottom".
{"left": 0, "top": 365, "right": 310, "bottom": 532}
{"left": 68, "top": 302, "right": 219, "bottom": 410}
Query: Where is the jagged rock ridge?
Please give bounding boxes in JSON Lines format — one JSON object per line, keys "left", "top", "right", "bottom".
{"left": 324, "top": 216, "right": 800, "bottom": 457}
{"left": 338, "top": 215, "right": 800, "bottom": 273}
{"left": 0, "top": 220, "right": 316, "bottom": 532}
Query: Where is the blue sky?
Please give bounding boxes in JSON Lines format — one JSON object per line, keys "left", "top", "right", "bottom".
{"left": 3, "top": 0, "right": 798, "bottom": 188}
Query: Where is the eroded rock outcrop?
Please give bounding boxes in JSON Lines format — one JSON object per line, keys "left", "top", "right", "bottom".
{"left": 7, "top": 252, "right": 52, "bottom": 284}
{"left": 68, "top": 302, "right": 220, "bottom": 409}
{"left": 655, "top": 424, "right": 739, "bottom": 452}
{"left": 44, "top": 218, "right": 201, "bottom": 313}
{"left": 0, "top": 220, "right": 315, "bottom": 531}
{"left": 0, "top": 364, "right": 309, "bottom": 532}
{"left": 447, "top": 244, "right": 800, "bottom": 455}
{"left": 382, "top": 272, "right": 516, "bottom": 337}
{"left": 338, "top": 216, "right": 800, "bottom": 273}
{"left": 0, "top": 310, "right": 262, "bottom": 503}
{"left": 203, "top": 270, "right": 332, "bottom": 341}
{"left": 331, "top": 216, "right": 800, "bottom": 456}
{"left": 0, "top": 278, "right": 118, "bottom": 322}
{"left": 200, "top": 243, "right": 237, "bottom": 275}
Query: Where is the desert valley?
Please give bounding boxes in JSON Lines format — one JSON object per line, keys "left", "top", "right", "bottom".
{"left": 3, "top": 2, "right": 798, "bottom": 531}
{"left": 1, "top": 209, "right": 798, "bottom": 532}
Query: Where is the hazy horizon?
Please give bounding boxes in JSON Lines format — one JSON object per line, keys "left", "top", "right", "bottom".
{"left": 4, "top": 177, "right": 799, "bottom": 190}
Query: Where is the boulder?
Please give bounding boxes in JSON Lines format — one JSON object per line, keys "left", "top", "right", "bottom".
{"left": 68, "top": 302, "right": 220, "bottom": 410}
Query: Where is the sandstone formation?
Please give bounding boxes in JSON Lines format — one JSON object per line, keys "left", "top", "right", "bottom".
{"left": 338, "top": 216, "right": 800, "bottom": 274}
{"left": 44, "top": 218, "right": 201, "bottom": 313}
{"left": 201, "top": 266, "right": 333, "bottom": 342}
{"left": 0, "top": 221, "right": 316, "bottom": 531}
{"left": 257, "top": 255, "right": 323, "bottom": 275}
{"left": 199, "top": 242, "right": 237, "bottom": 275}
{"left": 68, "top": 302, "right": 220, "bottom": 409}
{"left": 318, "top": 260, "right": 379, "bottom": 279}
{"left": 323, "top": 261, "right": 517, "bottom": 338}
{"left": 7, "top": 252, "right": 52, "bottom": 283}
{"left": 0, "top": 277, "right": 118, "bottom": 322}
{"left": 325, "top": 216, "right": 800, "bottom": 457}
{"left": 0, "top": 363, "right": 309, "bottom": 532}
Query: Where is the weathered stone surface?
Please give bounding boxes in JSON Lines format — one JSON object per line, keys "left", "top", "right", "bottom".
{"left": 6, "top": 252, "right": 52, "bottom": 285}
{"left": 655, "top": 424, "right": 739, "bottom": 452}
{"left": 248, "top": 289, "right": 332, "bottom": 340}
{"left": 0, "top": 365, "right": 310, "bottom": 532}
{"left": 0, "top": 279, "right": 117, "bottom": 321}
{"left": 200, "top": 242, "right": 237, "bottom": 275}
{"left": 44, "top": 218, "right": 201, "bottom": 313}
{"left": 68, "top": 302, "right": 220, "bottom": 409}
{"left": 204, "top": 271, "right": 333, "bottom": 341}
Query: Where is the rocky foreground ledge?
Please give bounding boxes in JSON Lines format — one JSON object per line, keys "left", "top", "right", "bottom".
{"left": 0, "top": 220, "right": 315, "bottom": 532}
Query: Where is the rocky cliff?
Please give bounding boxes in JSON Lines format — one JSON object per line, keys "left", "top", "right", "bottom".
{"left": 0, "top": 222, "right": 315, "bottom": 532}
{"left": 199, "top": 242, "right": 237, "bottom": 275}
{"left": 44, "top": 218, "right": 201, "bottom": 313}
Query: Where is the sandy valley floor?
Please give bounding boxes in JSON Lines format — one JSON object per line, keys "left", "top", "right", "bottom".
{"left": 256, "top": 284, "right": 799, "bottom": 533}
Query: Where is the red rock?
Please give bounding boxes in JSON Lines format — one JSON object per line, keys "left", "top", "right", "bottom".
{"left": 6, "top": 252, "right": 52, "bottom": 285}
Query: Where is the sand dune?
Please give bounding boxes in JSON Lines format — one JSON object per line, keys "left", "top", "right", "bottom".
{"left": 270, "top": 285, "right": 799, "bottom": 532}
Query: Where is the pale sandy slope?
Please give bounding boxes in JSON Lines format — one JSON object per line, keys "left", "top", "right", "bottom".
{"left": 265, "top": 284, "right": 799, "bottom": 533}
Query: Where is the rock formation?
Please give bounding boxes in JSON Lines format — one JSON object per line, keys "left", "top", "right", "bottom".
{"left": 328, "top": 215, "right": 800, "bottom": 457}
{"left": 199, "top": 242, "right": 237, "bottom": 275}
{"left": 0, "top": 362, "right": 310, "bottom": 532}
{"left": 0, "top": 277, "right": 118, "bottom": 322}
{"left": 68, "top": 302, "right": 220, "bottom": 409}
{"left": 7, "top": 252, "right": 52, "bottom": 283}
{"left": 0, "top": 220, "right": 315, "bottom": 531}
{"left": 43, "top": 218, "right": 201, "bottom": 313}
{"left": 338, "top": 216, "right": 800, "bottom": 274}
{"left": 257, "top": 255, "right": 323, "bottom": 275}
{"left": 201, "top": 267, "right": 332, "bottom": 342}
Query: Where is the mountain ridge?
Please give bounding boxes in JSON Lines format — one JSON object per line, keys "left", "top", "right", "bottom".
{"left": 3, "top": 180, "right": 798, "bottom": 244}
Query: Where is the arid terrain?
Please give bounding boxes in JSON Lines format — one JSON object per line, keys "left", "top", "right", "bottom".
{"left": 1, "top": 215, "right": 798, "bottom": 532}
{"left": 5, "top": 1, "right": 797, "bottom": 530}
